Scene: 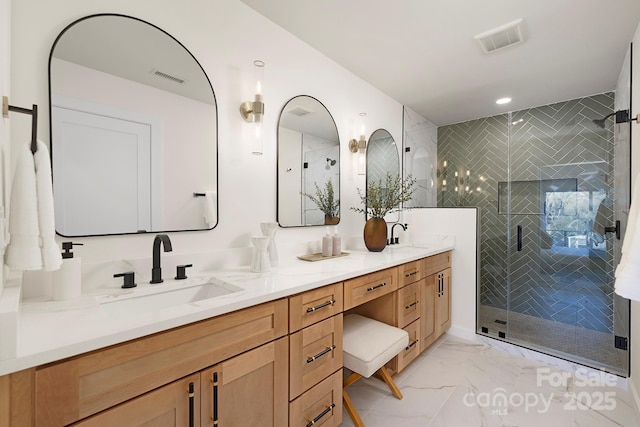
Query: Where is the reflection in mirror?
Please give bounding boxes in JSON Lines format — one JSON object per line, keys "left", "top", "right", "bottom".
{"left": 277, "top": 96, "right": 340, "bottom": 227}
{"left": 49, "top": 14, "right": 217, "bottom": 236}
{"left": 366, "top": 129, "right": 400, "bottom": 222}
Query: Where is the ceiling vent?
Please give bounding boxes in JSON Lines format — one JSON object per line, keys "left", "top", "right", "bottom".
{"left": 150, "top": 69, "right": 186, "bottom": 84}
{"left": 474, "top": 18, "right": 525, "bottom": 54}
{"left": 287, "top": 106, "right": 313, "bottom": 116}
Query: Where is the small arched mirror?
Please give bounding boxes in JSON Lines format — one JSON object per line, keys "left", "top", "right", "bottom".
{"left": 277, "top": 96, "right": 340, "bottom": 227}
{"left": 366, "top": 128, "right": 400, "bottom": 222}
{"left": 49, "top": 14, "right": 217, "bottom": 236}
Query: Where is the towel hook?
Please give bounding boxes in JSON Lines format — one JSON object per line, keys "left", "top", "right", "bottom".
{"left": 3, "top": 96, "right": 38, "bottom": 154}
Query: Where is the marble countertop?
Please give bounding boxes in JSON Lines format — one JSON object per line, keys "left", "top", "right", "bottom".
{"left": 0, "top": 243, "right": 453, "bottom": 376}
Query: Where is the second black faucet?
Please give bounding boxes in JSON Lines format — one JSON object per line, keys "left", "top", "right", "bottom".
{"left": 151, "top": 234, "right": 173, "bottom": 284}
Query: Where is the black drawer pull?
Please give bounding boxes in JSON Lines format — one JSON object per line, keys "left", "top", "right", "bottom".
{"left": 306, "top": 300, "right": 336, "bottom": 313}
{"left": 405, "top": 271, "right": 418, "bottom": 278}
{"left": 307, "top": 345, "right": 336, "bottom": 363}
{"left": 212, "top": 372, "right": 219, "bottom": 425}
{"left": 188, "top": 382, "right": 195, "bottom": 427}
{"left": 306, "top": 403, "right": 336, "bottom": 427}
{"left": 405, "top": 339, "right": 419, "bottom": 351}
{"left": 367, "top": 282, "right": 387, "bottom": 292}
{"left": 405, "top": 301, "right": 419, "bottom": 310}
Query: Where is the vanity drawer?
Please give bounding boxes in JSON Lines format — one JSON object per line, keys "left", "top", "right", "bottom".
{"left": 344, "top": 267, "right": 398, "bottom": 310}
{"left": 289, "top": 282, "right": 343, "bottom": 332}
{"left": 397, "top": 281, "right": 421, "bottom": 329}
{"left": 289, "top": 315, "right": 343, "bottom": 400}
{"left": 400, "top": 259, "right": 424, "bottom": 287}
{"left": 424, "top": 251, "right": 452, "bottom": 277}
{"left": 289, "top": 369, "right": 343, "bottom": 427}
{"left": 34, "top": 299, "right": 288, "bottom": 427}
{"left": 393, "top": 319, "right": 421, "bottom": 374}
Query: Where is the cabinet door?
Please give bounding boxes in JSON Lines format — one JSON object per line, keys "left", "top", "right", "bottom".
{"left": 436, "top": 268, "right": 452, "bottom": 335}
{"left": 73, "top": 374, "right": 200, "bottom": 427}
{"left": 201, "top": 337, "right": 288, "bottom": 427}
{"left": 420, "top": 275, "right": 437, "bottom": 352}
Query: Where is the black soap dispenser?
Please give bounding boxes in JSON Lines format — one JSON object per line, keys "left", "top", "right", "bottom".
{"left": 52, "top": 242, "right": 84, "bottom": 300}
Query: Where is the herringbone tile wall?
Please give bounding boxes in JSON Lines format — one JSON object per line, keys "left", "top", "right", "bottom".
{"left": 438, "top": 93, "right": 617, "bottom": 335}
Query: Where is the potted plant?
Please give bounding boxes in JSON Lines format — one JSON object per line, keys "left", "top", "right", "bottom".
{"left": 302, "top": 180, "right": 340, "bottom": 224}
{"left": 351, "top": 173, "right": 416, "bottom": 251}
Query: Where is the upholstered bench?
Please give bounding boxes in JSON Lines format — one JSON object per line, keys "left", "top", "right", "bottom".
{"left": 342, "top": 314, "right": 409, "bottom": 426}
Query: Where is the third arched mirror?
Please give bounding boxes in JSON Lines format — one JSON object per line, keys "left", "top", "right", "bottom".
{"left": 277, "top": 96, "right": 340, "bottom": 227}
{"left": 366, "top": 128, "right": 400, "bottom": 222}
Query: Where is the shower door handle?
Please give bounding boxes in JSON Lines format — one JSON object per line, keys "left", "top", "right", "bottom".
{"left": 517, "top": 225, "right": 523, "bottom": 252}
{"left": 604, "top": 220, "right": 621, "bottom": 240}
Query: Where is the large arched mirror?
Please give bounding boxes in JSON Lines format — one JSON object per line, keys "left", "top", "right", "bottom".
{"left": 49, "top": 14, "right": 217, "bottom": 236}
{"left": 366, "top": 128, "right": 400, "bottom": 222}
{"left": 277, "top": 96, "right": 340, "bottom": 227}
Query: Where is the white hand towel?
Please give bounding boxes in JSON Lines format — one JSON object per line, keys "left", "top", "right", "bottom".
{"left": 5, "top": 142, "right": 42, "bottom": 270}
{"left": 202, "top": 191, "right": 217, "bottom": 227}
{"left": 614, "top": 172, "right": 640, "bottom": 300}
{"left": 34, "top": 141, "right": 62, "bottom": 271}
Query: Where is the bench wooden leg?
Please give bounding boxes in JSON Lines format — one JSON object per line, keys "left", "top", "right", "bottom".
{"left": 378, "top": 366, "right": 403, "bottom": 400}
{"left": 343, "top": 388, "right": 365, "bottom": 427}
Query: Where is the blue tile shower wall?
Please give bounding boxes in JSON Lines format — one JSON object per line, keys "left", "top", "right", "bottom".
{"left": 438, "top": 93, "right": 615, "bottom": 333}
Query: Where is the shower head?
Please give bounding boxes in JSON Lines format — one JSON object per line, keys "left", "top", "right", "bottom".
{"left": 592, "top": 112, "right": 617, "bottom": 129}
{"left": 326, "top": 157, "right": 336, "bottom": 166}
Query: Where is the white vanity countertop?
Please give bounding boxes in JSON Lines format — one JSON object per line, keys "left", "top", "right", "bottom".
{"left": 0, "top": 243, "right": 453, "bottom": 376}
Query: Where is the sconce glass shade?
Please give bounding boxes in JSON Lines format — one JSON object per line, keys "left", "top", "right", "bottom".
{"left": 348, "top": 113, "right": 367, "bottom": 174}
{"left": 240, "top": 60, "right": 265, "bottom": 155}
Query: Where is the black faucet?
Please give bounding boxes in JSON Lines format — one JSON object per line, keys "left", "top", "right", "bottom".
{"left": 389, "top": 223, "right": 408, "bottom": 245}
{"left": 151, "top": 234, "right": 173, "bottom": 284}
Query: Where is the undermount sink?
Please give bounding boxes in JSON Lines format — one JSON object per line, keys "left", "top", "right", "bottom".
{"left": 97, "top": 277, "right": 244, "bottom": 318}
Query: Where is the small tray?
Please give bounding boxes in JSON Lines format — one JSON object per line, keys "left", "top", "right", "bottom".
{"left": 297, "top": 252, "right": 349, "bottom": 262}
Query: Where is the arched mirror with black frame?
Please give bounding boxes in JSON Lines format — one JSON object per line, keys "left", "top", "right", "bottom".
{"left": 49, "top": 14, "right": 218, "bottom": 237}
{"left": 366, "top": 128, "right": 401, "bottom": 222}
{"left": 277, "top": 95, "right": 340, "bottom": 227}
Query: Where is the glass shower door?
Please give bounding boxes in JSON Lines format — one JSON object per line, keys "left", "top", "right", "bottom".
{"left": 504, "top": 94, "right": 629, "bottom": 375}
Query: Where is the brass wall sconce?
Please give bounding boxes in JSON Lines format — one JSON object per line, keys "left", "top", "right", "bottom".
{"left": 349, "top": 113, "right": 367, "bottom": 175}
{"left": 240, "top": 60, "right": 265, "bottom": 155}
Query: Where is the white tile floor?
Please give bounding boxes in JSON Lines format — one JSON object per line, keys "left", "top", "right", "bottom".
{"left": 339, "top": 335, "right": 639, "bottom": 426}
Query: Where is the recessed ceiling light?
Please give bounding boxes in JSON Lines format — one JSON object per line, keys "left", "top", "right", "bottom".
{"left": 496, "top": 97, "right": 512, "bottom": 105}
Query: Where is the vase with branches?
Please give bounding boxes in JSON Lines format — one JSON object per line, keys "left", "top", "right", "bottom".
{"left": 351, "top": 173, "right": 416, "bottom": 251}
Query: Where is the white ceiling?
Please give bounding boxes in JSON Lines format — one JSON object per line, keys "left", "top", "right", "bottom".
{"left": 239, "top": 0, "right": 640, "bottom": 126}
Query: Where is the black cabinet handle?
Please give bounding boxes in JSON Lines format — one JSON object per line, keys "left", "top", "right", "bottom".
{"left": 188, "top": 382, "right": 194, "bottom": 427}
{"left": 307, "top": 345, "right": 336, "bottom": 363}
{"left": 517, "top": 225, "right": 523, "bottom": 252}
{"left": 367, "top": 282, "right": 387, "bottom": 292}
{"left": 405, "top": 271, "right": 418, "bottom": 278}
{"left": 306, "top": 300, "right": 335, "bottom": 313}
{"left": 405, "top": 339, "right": 419, "bottom": 351}
{"left": 405, "top": 301, "right": 419, "bottom": 310}
{"left": 306, "top": 403, "right": 336, "bottom": 427}
{"left": 212, "top": 372, "right": 219, "bottom": 425}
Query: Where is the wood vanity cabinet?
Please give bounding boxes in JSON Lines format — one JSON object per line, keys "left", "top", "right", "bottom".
{"left": 31, "top": 298, "right": 288, "bottom": 427}
{"left": 421, "top": 252, "right": 452, "bottom": 352}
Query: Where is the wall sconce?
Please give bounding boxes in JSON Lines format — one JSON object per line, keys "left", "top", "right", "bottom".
{"left": 240, "top": 60, "right": 265, "bottom": 155}
{"left": 349, "top": 112, "right": 367, "bottom": 175}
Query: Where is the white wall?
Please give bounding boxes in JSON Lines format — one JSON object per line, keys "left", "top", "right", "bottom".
{"left": 9, "top": 0, "right": 403, "bottom": 269}
{"left": 403, "top": 207, "right": 479, "bottom": 334}
{"left": 630, "top": 21, "right": 640, "bottom": 413}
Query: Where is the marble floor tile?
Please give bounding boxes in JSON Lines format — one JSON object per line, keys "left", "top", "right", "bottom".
{"left": 337, "top": 334, "right": 638, "bottom": 426}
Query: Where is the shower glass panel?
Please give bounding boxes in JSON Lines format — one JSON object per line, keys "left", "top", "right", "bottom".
{"left": 438, "top": 92, "right": 630, "bottom": 375}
